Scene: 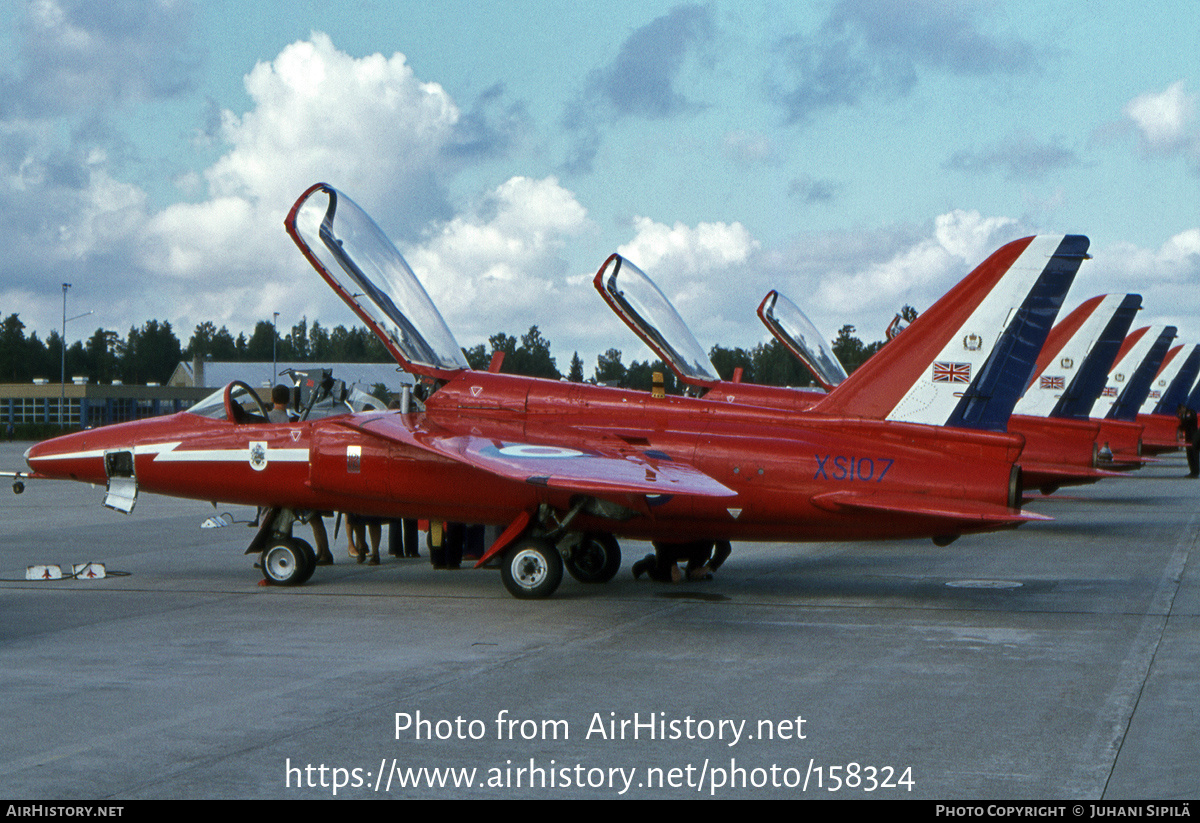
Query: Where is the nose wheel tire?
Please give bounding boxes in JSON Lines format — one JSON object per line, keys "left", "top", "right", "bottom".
{"left": 500, "top": 538, "right": 563, "bottom": 599}
{"left": 261, "top": 538, "right": 316, "bottom": 586}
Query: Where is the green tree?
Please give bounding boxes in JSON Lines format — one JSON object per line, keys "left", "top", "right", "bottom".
{"left": 85, "top": 329, "right": 120, "bottom": 383}
{"left": 488, "top": 332, "right": 517, "bottom": 364}
{"left": 463, "top": 344, "right": 489, "bottom": 370}
{"left": 594, "top": 348, "right": 625, "bottom": 384}
{"left": 709, "top": 344, "right": 755, "bottom": 383}
{"left": 119, "top": 320, "right": 181, "bottom": 384}
{"left": 185, "top": 321, "right": 218, "bottom": 360}
{"left": 750, "top": 339, "right": 813, "bottom": 387}
{"left": 568, "top": 351, "right": 584, "bottom": 382}
{"left": 26, "top": 331, "right": 52, "bottom": 380}
{"left": 246, "top": 321, "right": 277, "bottom": 361}
{"left": 623, "top": 360, "right": 678, "bottom": 393}
{"left": 308, "top": 320, "right": 331, "bottom": 360}
{"left": 510, "top": 326, "right": 560, "bottom": 379}
{"left": 0, "top": 314, "right": 27, "bottom": 381}
{"left": 288, "top": 317, "right": 310, "bottom": 361}
{"left": 210, "top": 326, "right": 239, "bottom": 360}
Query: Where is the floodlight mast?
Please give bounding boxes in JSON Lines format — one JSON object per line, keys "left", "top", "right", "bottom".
{"left": 58, "top": 284, "right": 92, "bottom": 427}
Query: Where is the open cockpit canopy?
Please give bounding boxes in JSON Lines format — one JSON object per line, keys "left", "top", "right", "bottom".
{"left": 286, "top": 184, "right": 470, "bottom": 379}
{"left": 593, "top": 254, "right": 720, "bottom": 386}
{"left": 757, "top": 290, "right": 848, "bottom": 391}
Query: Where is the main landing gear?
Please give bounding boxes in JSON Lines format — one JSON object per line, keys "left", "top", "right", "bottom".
{"left": 249, "top": 507, "right": 321, "bottom": 587}
{"left": 247, "top": 503, "right": 626, "bottom": 599}
{"left": 500, "top": 537, "right": 563, "bottom": 599}
{"left": 260, "top": 537, "right": 317, "bottom": 586}
{"left": 562, "top": 532, "right": 622, "bottom": 584}
{"left": 496, "top": 530, "right": 622, "bottom": 599}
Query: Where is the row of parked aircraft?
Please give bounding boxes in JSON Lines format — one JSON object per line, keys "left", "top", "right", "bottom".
{"left": 17, "top": 183, "right": 1197, "bottom": 598}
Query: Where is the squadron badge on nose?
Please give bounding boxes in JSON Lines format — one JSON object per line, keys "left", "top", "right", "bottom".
{"left": 249, "top": 442, "right": 268, "bottom": 471}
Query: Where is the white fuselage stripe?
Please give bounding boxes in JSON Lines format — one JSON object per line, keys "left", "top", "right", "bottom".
{"left": 29, "top": 442, "right": 310, "bottom": 464}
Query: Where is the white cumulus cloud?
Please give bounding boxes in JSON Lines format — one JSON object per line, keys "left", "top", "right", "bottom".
{"left": 613, "top": 215, "right": 761, "bottom": 349}
{"left": 205, "top": 32, "right": 459, "bottom": 218}
{"left": 1123, "top": 81, "right": 1200, "bottom": 167}
{"left": 618, "top": 216, "right": 757, "bottom": 274}
{"left": 134, "top": 33, "right": 484, "bottom": 335}
{"left": 812, "top": 210, "right": 1023, "bottom": 320}
{"left": 1125, "top": 81, "right": 1197, "bottom": 148}
{"left": 404, "top": 176, "right": 590, "bottom": 345}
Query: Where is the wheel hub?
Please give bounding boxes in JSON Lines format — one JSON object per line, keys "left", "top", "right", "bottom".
{"left": 512, "top": 549, "right": 548, "bottom": 588}
{"left": 264, "top": 546, "right": 295, "bottom": 580}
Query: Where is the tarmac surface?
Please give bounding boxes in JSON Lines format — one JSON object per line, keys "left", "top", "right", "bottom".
{"left": 0, "top": 439, "right": 1197, "bottom": 800}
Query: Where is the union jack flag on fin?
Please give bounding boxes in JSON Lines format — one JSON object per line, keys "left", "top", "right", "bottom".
{"left": 932, "top": 361, "right": 971, "bottom": 383}
{"left": 1102, "top": 386, "right": 1118, "bottom": 397}
{"left": 1040, "top": 375, "right": 1065, "bottom": 390}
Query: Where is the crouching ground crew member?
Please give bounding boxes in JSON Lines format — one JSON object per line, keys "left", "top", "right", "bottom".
{"left": 632, "top": 540, "right": 731, "bottom": 582}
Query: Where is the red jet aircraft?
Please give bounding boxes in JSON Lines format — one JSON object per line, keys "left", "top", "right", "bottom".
{"left": 1090, "top": 325, "right": 1177, "bottom": 464}
{"left": 23, "top": 184, "right": 1082, "bottom": 598}
{"left": 593, "top": 248, "right": 1114, "bottom": 494}
{"left": 758, "top": 291, "right": 1132, "bottom": 494}
{"left": 1135, "top": 343, "right": 1200, "bottom": 453}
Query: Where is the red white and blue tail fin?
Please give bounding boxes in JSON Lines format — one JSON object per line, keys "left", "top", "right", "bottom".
{"left": 1141, "top": 344, "right": 1200, "bottom": 416}
{"left": 810, "top": 235, "right": 1089, "bottom": 430}
{"left": 1015, "top": 293, "right": 1142, "bottom": 419}
{"left": 1093, "top": 326, "right": 1177, "bottom": 421}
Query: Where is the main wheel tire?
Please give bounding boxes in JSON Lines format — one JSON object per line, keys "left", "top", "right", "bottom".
{"left": 564, "top": 533, "right": 621, "bottom": 583}
{"left": 500, "top": 538, "right": 563, "bottom": 599}
{"left": 261, "top": 539, "right": 313, "bottom": 586}
{"left": 291, "top": 537, "right": 317, "bottom": 584}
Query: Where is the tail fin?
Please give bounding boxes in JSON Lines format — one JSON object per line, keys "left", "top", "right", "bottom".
{"left": 1185, "top": 364, "right": 1200, "bottom": 412}
{"left": 811, "top": 235, "right": 1089, "bottom": 430}
{"left": 1097, "top": 326, "right": 1177, "bottom": 421}
{"left": 1144, "top": 344, "right": 1200, "bottom": 416}
{"left": 1015, "top": 293, "right": 1142, "bottom": 419}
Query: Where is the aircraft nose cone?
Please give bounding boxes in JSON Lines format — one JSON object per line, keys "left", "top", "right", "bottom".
{"left": 22, "top": 434, "right": 103, "bottom": 482}
{"left": 24, "top": 442, "right": 43, "bottom": 470}
{"left": 24, "top": 443, "right": 47, "bottom": 473}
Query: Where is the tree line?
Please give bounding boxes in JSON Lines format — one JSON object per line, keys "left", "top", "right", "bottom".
{"left": 0, "top": 312, "right": 902, "bottom": 389}
{"left": 0, "top": 315, "right": 390, "bottom": 385}
{"left": 423, "top": 320, "right": 896, "bottom": 392}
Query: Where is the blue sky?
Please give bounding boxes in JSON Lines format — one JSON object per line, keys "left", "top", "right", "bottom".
{"left": 0, "top": 0, "right": 1196, "bottom": 372}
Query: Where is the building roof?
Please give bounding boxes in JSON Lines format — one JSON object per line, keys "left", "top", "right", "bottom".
{"left": 169, "top": 360, "right": 414, "bottom": 392}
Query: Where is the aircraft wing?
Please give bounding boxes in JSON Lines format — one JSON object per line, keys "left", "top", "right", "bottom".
{"left": 343, "top": 413, "right": 735, "bottom": 500}
{"left": 809, "top": 490, "right": 1051, "bottom": 527}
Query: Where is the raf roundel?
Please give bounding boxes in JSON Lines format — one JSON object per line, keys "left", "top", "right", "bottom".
{"left": 496, "top": 444, "right": 586, "bottom": 459}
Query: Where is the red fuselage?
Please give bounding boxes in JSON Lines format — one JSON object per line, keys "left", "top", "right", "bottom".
{"left": 699, "top": 380, "right": 1104, "bottom": 490}
{"left": 1137, "top": 413, "right": 1184, "bottom": 455}
{"left": 1095, "top": 418, "right": 1145, "bottom": 468}
{"left": 27, "top": 371, "right": 1028, "bottom": 544}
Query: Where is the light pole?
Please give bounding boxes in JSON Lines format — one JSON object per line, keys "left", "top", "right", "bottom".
{"left": 272, "top": 311, "right": 280, "bottom": 386}
{"left": 60, "top": 283, "right": 69, "bottom": 426}
{"left": 58, "top": 283, "right": 92, "bottom": 427}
